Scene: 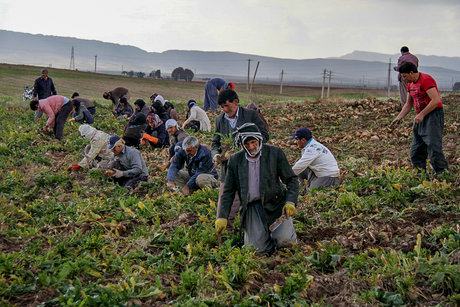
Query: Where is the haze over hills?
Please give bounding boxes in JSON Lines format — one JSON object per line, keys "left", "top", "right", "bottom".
{"left": 1, "top": 29, "right": 459, "bottom": 89}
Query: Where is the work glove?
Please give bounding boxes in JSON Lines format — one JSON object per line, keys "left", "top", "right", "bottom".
{"left": 112, "top": 169, "right": 124, "bottom": 178}
{"left": 212, "top": 153, "right": 222, "bottom": 165}
{"left": 215, "top": 218, "right": 228, "bottom": 234}
{"left": 68, "top": 165, "right": 81, "bottom": 172}
{"left": 67, "top": 118, "right": 75, "bottom": 123}
{"left": 141, "top": 133, "right": 159, "bottom": 144}
{"left": 282, "top": 203, "right": 296, "bottom": 218}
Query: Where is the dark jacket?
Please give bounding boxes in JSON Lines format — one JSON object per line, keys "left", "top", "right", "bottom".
{"left": 145, "top": 123, "right": 170, "bottom": 148}
{"left": 33, "top": 76, "right": 57, "bottom": 99}
{"left": 74, "top": 97, "right": 95, "bottom": 109}
{"left": 115, "top": 103, "right": 134, "bottom": 118}
{"left": 212, "top": 107, "right": 269, "bottom": 181}
{"left": 123, "top": 113, "right": 146, "bottom": 147}
{"left": 105, "top": 87, "right": 129, "bottom": 106}
{"left": 73, "top": 105, "right": 94, "bottom": 124}
{"left": 219, "top": 144, "right": 298, "bottom": 228}
{"left": 167, "top": 144, "right": 218, "bottom": 189}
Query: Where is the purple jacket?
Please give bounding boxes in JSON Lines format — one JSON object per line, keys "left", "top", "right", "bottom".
{"left": 396, "top": 53, "right": 419, "bottom": 81}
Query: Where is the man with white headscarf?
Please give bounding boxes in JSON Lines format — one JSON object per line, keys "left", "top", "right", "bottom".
{"left": 215, "top": 123, "right": 298, "bottom": 255}
{"left": 68, "top": 125, "right": 112, "bottom": 171}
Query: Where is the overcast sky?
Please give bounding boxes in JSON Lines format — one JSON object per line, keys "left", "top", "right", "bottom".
{"left": 1, "top": 0, "right": 459, "bottom": 59}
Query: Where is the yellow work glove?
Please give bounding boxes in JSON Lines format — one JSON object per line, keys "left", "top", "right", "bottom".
{"left": 282, "top": 203, "right": 296, "bottom": 218}
{"left": 67, "top": 118, "right": 75, "bottom": 123}
{"left": 215, "top": 218, "right": 228, "bottom": 234}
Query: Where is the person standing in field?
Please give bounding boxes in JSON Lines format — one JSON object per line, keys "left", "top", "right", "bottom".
{"left": 394, "top": 46, "right": 419, "bottom": 106}
{"left": 203, "top": 78, "right": 235, "bottom": 112}
{"left": 32, "top": 69, "right": 57, "bottom": 121}
{"left": 390, "top": 62, "right": 448, "bottom": 174}
{"left": 29, "top": 95, "right": 73, "bottom": 140}
{"left": 212, "top": 89, "right": 269, "bottom": 230}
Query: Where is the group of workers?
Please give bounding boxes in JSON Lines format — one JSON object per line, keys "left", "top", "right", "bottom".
{"left": 28, "top": 58, "right": 448, "bottom": 254}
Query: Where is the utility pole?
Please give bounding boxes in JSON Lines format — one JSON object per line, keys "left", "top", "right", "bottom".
{"left": 280, "top": 69, "right": 284, "bottom": 94}
{"left": 94, "top": 55, "right": 97, "bottom": 73}
{"left": 69, "top": 46, "right": 75, "bottom": 70}
{"left": 121, "top": 65, "right": 124, "bottom": 74}
{"left": 247, "top": 59, "right": 251, "bottom": 91}
{"left": 321, "top": 69, "right": 327, "bottom": 99}
{"left": 387, "top": 58, "right": 391, "bottom": 97}
{"left": 327, "top": 70, "right": 332, "bottom": 98}
{"left": 248, "top": 61, "right": 260, "bottom": 102}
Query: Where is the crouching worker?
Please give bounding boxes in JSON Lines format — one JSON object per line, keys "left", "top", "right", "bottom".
{"left": 291, "top": 127, "right": 340, "bottom": 192}
{"left": 68, "top": 125, "right": 112, "bottom": 171}
{"left": 105, "top": 134, "right": 149, "bottom": 189}
{"left": 166, "top": 119, "right": 189, "bottom": 161}
{"left": 166, "top": 136, "right": 219, "bottom": 196}
{"left": 68, "top": 99, "right": 94, "bottom": 124}
{"left": 140, "top": 114, "right": 170, "bottom": 148}
{"left": 215, "top": 123, "right": 298, "bottom": 255}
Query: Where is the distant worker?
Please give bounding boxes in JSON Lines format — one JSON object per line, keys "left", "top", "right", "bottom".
{"left": 290, "top": 128, "right": 340, "bottom": 192}
{"left": 394, "top": 46, "right": 419, "bottom": 106}
{"left": 113, "top": 97, "right": 134, "bottom": 119}
{"left": 105, "top": 134, "right": 149, "bottom": 189}
{"left": 123, "top": 113, "right": 147, "bottom": 147}
{"left": 164, "top": 100, "right": 179, "bottom": 121}
{"left": 166, "top": 136, "right": 219, "bottom": 196}
{"left": 71, "top": 92, "right": 96, "bottom": 115}
{"left": 215, "top": 123, "right": 298, "bottom": 255}
{"left": 29, "top": 95, "right": 73, "bottom": 140}
{"left": 32, "top": 68, "right": 57, "bottom": 121}
{"left": 182, "top": 100, "right": 211, "bottom": 132}
{"left": 203, "top": 78, "right": 235, "bottom": 112}
{"left": 390, "top": 62, "right": 448, "bottom": 174}
{"left": 131, "top": 99, "right": 150, "bottom": 119}
{"left": 151, "top": 100, "right": 170, "bottom": 123}
{"left": 102, "top": 87, "right": 130, "bottom": 109}
{"left": 69, "top": 99, "right": 94, "bottom": 124}
{"left": 68, "top": 125, "right": 112, "bottom": 171}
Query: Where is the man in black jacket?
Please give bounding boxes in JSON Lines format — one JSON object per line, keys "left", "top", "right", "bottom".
{"left": 212, "top": 90, "right": 269, "bottom": 229}
{"left": 215, "top": 123, "right": 298, "bottom": 255}
{"left": 32, "top": 69, "right": 57, "bottom": 121}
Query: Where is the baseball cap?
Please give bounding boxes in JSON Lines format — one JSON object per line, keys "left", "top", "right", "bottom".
{"left": 107, "top": 134, "right": 122, "bottom": 150}
{"left": 290, "top": 128, "right": 312, "bottom": 140}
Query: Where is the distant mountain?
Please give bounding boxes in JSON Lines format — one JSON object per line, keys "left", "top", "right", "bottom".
{"left": 1, "top": 29, "right": 459, "bottom": 89}
{"left": 336, "top": 50, "right": 460, "bottom": 71}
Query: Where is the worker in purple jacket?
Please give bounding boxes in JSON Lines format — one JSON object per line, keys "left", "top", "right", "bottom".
{"left": 394, "top": 46, "right": 419, "bottom": 106}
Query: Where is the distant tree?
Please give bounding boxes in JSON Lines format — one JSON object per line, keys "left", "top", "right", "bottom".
{"left": 149, "top": 70, "right": 156, "bottom": 78}
{"left": 154, "top": 69, "right": 161, "bottom": 79}
{"left": 136, "top": 72, "right": 145, "bottom": 78}
{"left": 122, "top": 70, "right": 129, "bottom": 76}
{"left": 171, "top": 67, "right": 185, "bottom": 81}
{"left": 453, "top": 82, "right": 460, "bottom": 91}
{"left": 171, "top": 67, "right": 193, "bottom": 81}
{"left": 183, "top": 69, "right": 194, "bottom": 82}
{"left": 127, "top": 70, "right": 135, "bottom": 77}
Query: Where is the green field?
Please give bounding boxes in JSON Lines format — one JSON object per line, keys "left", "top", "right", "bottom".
{"left": 0, "top": 63, "right": 459, "bottom": 306}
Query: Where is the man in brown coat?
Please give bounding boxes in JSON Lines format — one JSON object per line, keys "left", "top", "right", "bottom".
{"left": 103, "top": 87, "right": 130, "bottom": 108}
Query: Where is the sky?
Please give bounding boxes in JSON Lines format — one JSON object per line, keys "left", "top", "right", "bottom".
{"left": 1, "top": 0, "right": 459, "bottom": 59}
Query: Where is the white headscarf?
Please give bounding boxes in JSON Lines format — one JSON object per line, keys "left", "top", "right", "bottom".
{"left": 154, "top": 95, "right": 165, "bottom": 106}
{"left": 79, "top": 124, "right": 97, "bottom": 140}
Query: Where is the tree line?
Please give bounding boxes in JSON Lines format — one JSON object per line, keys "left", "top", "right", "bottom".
{"left": 121, "top": 67, "right": 194, "bottom": 81}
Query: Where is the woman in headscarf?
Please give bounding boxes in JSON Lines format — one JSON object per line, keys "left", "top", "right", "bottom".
{"left": 113, "top": 97, "right": 134, "bottom": 119}
{"left": 130, "top": 99, "right": 150, "bottom": 120}
{"left": 164, "top": 100, "right": 179, "bottom": 121}
{"left": 141, "top": 113, "right": 170, "bottom": 148}
{"left": 123, "top": 112, "right": 147, "bottom": 147}
{"left": 182, "top": 99, "right": 211, "bottom": 132}
{"left": 151, "top": 100, "right": 170, "bottom": 123}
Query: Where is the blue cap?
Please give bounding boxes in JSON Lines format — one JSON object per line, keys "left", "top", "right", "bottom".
{"left": 107, "top": 134, "right": 121, "bottom": 150}
{"left": 290, "top": 128, "right": 312, "bottom": 140}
